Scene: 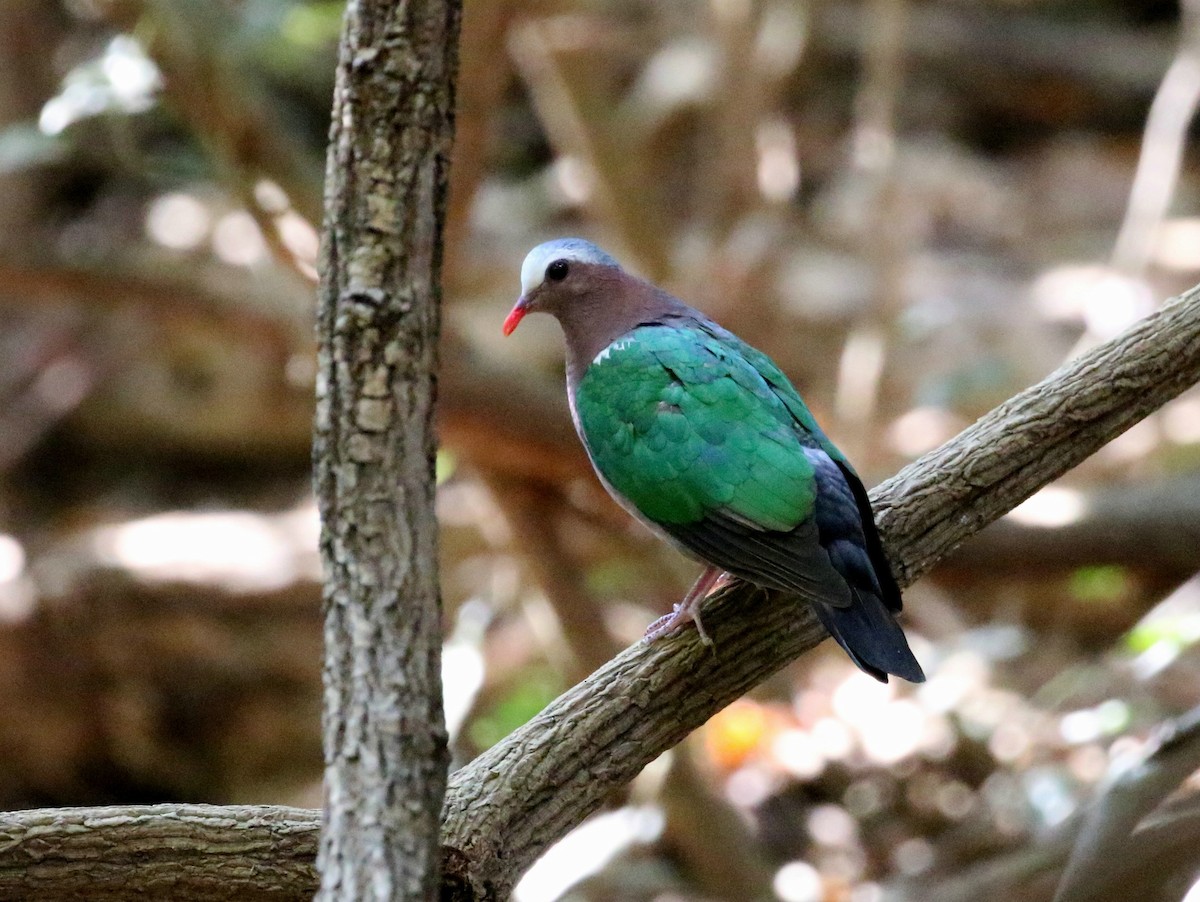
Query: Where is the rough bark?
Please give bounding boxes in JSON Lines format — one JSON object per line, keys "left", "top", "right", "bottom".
{"left": 313, "top": 2, "right": 461, "bottom": 900}
{"left": 0, "top": 284, "right": 1196, "bottom": 899}
{"left": 0, "top": 805, "right": 318, "bottom": 902}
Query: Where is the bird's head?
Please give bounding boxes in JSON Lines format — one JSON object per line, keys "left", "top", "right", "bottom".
{"left": 502, "top": 238, "right": 622, "bottom": 335}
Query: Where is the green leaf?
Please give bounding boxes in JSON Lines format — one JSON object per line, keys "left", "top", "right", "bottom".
{"left": 1069, "top": 565, "right": 1130, "bottom": 603}
{"left": 435, "top": 449, "right": 456, "bottom": 485}
{"left": 467, "top": 667, "right": 563, "bottom": 750}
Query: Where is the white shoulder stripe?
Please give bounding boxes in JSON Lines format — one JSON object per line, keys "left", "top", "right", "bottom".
{"left": 593, "top": 338, "right": 634, "bottom": 365}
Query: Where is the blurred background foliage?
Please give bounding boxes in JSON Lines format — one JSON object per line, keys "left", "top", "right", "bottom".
{"left": 2, "top": 0, "right": 1200, "bottom": 900}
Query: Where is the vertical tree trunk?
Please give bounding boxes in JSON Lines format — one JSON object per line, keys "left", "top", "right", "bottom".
{"left": 313, "top": 2, "right": 461, "bottom": 900}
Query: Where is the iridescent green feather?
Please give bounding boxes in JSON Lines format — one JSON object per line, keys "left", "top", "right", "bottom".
{"left": 704, "top": 325, "right": 847, "bottom": 465}
{"left": 575, "top": 325, "right": 820, "bottom": 529}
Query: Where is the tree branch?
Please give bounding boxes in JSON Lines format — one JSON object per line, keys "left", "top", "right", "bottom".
{"left": 313, "top": 1, "right": 461, "bottom": 899}
{"left": 0, "top": 284, "right": 1197, "bottom": 900}
{"left": 0, "top": 805, "right": 318, "bottom": 901}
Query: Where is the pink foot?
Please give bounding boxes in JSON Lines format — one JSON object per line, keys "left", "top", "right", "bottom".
{"left": 642, "top": 566, "right": 726, "bottom": 647}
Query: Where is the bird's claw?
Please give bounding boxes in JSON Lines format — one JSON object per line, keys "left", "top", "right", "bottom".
{"left": 642, "top": 602, "right": 714, "bottom": 647}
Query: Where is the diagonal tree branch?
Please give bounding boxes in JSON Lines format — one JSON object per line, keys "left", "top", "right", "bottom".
{"left": 0, "top": 283, "right": 1197, "bottom": 899}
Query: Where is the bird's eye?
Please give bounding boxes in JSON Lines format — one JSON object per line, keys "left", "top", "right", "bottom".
{"left": 546, "top": 259, "right": 569, "bottom": 282}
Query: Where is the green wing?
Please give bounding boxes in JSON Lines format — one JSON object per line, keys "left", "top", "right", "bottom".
{"left": 708, "top": 325, "right": 847, "bottom": 465}
{"left": 576, "top": 324, "right": 818, "bottom": 530}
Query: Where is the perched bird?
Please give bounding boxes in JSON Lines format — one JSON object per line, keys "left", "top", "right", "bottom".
{"left": 503, "top": 238, "right": 924, "bottom": 683}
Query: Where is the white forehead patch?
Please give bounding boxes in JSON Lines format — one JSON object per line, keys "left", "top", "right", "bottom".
{"left": 519, "top": 238, "right": 620, "bottom": 295}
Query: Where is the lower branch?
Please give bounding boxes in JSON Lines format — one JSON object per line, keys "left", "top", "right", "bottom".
{"left": 0, "top": 805, "right": 318, "bottom": 901}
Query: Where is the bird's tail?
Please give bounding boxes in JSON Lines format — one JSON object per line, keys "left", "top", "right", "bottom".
{"left": 813, "top": 590, "right": 925, "bottom": 683}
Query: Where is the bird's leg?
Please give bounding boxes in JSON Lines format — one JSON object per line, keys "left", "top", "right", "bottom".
{"left": 643, "top": 565, "right": 726, "bottom": 647}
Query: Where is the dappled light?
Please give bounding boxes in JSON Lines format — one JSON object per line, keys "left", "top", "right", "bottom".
{"left": 1154, "top": 217, "right": 1200, "bottom": 272}
{"left": 513, "top": 806, "right": 666, "bottom": 902}
{"left": 0, "top": 533, "right": 32, "bottom": 623}
{"left": 145, "top": 193, "right": 211, "bottom": 250}
{"left": 1007, "top": 486, "right": 1088, "bottom": 528}
{"left": 38, "top": 35, "right": 160, "bottom": 135}
{"left": 212, "top": 211, "right": 268, "bottom": 267}
{"left": 91, "top": 504, "right": 320, "bottom": 591}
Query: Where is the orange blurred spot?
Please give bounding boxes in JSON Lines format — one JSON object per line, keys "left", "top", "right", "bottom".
{"left": 705, "top": 700, "right": 778, "bottom": 769}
